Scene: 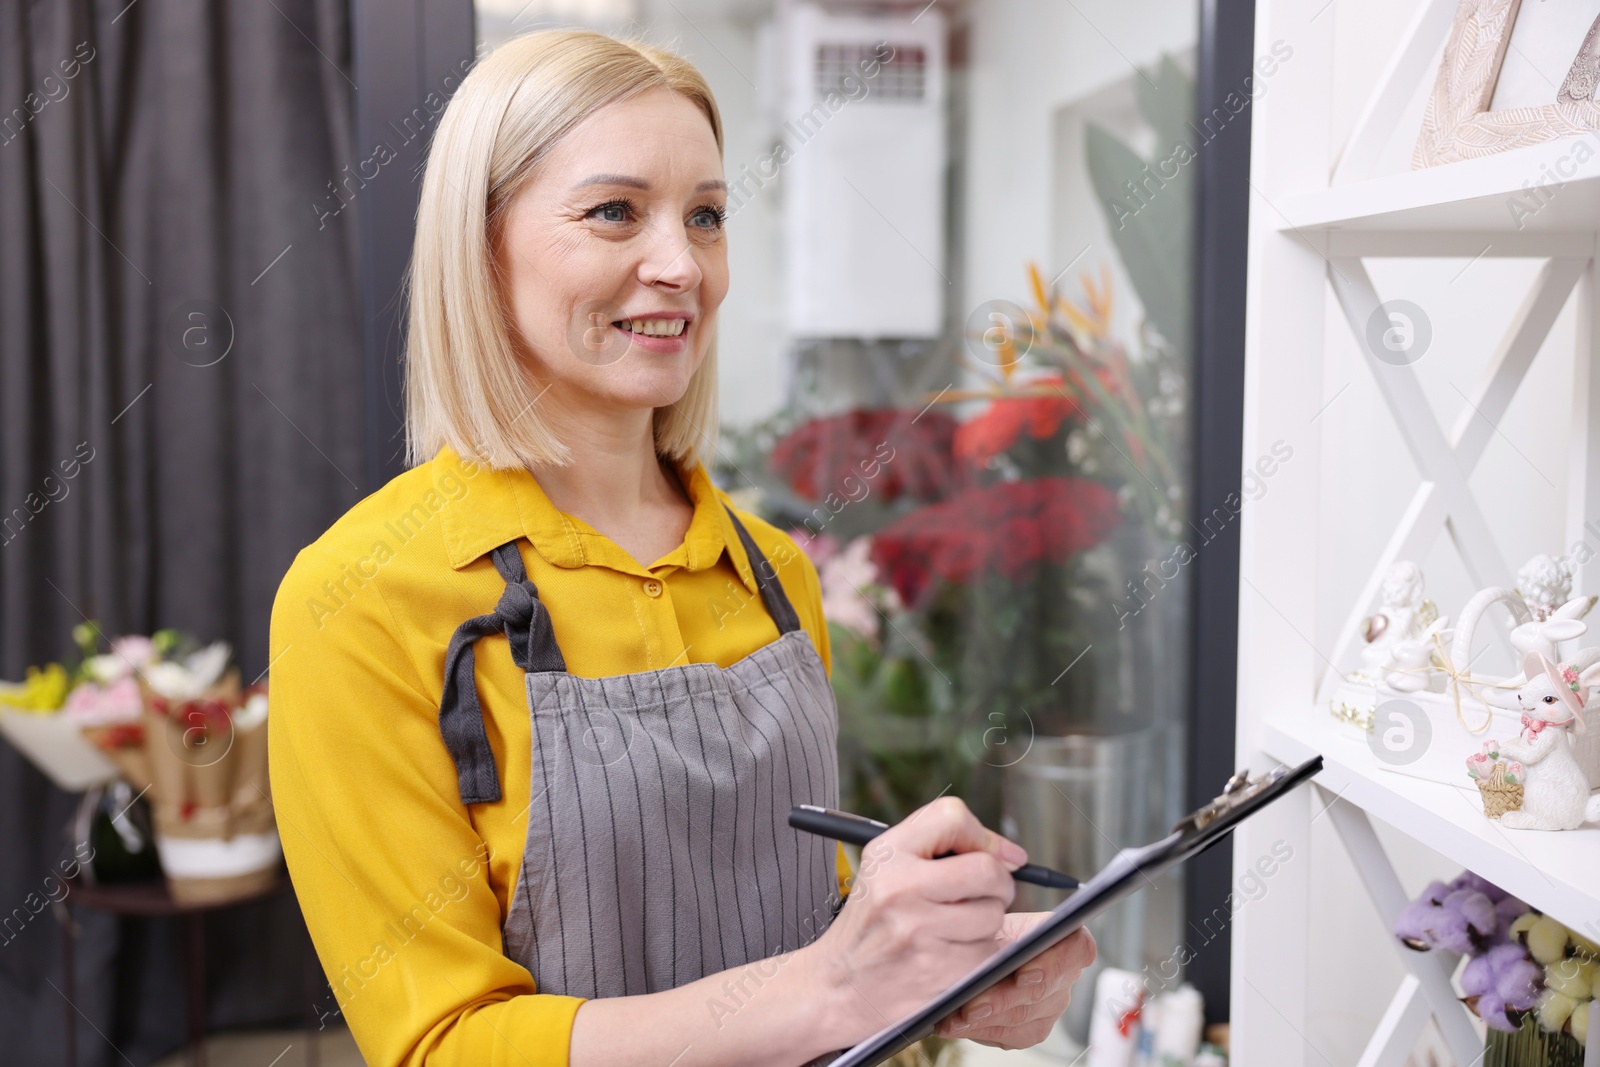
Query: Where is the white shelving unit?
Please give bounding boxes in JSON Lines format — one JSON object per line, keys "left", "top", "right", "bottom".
{"left": 1233, "top": 2, "right": 1600, "bottom": 1065}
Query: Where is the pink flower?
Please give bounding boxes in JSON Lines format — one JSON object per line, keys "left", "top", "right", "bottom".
{"left": 791, "top": 529, "right": 841, "bottom": 568}
{"left": 61, "top": 676, "right": 143, "bottom": 726}
{"left": 83, "top": 635, "right": 160, "bottom": 685}
{"left": 112, "top": 635, "right": 156, "bottom": 666}
{"left": 816, "top": 537, "right": 900, "bottom": 643}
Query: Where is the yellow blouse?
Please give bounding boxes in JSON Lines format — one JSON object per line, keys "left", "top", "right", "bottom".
{"left": 268, "top": 446, "right": 851, "bottom": 1067}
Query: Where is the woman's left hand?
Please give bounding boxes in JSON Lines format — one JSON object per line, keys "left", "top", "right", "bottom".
{"left": 931, "top": 914, "right": 1096, "bottom": 1048}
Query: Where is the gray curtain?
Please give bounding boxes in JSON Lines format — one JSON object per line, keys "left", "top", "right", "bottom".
{"left": 0, "top": 0, "right": 364, "bottom": 1062}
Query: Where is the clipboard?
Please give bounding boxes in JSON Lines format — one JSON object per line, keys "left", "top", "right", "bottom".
{"left": 824, "top": 755, "right": 1324, "bottom": 1067}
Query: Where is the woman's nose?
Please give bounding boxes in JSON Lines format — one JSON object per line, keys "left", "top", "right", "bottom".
{"left": 638, "top": 226, "right": 704, "bottom": 291}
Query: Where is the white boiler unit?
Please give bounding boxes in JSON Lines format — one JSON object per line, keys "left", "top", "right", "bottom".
{"left": 774, "top": 3, "right": 947, "bottom": 339}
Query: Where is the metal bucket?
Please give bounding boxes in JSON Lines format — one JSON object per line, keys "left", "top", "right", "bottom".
{"left": 1001, "top": 725, "right": 1162, "bottom": 1049}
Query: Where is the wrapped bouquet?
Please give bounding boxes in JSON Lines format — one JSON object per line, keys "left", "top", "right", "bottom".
{"left": 1, "top": 624, "right": 279, "bottom": 903}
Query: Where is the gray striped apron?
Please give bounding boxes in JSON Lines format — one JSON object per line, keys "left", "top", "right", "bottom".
{"left": 437, "top": 506, "right": 843, "bottom": 1031}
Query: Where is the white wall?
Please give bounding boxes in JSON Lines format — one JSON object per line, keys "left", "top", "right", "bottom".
{"left": 964, "top": 0, "right": 1198, "bottom": 329}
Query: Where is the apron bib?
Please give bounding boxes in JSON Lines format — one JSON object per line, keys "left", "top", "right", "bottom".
{"left": 437, "top": 506, "right": 842, "bottom": 1010}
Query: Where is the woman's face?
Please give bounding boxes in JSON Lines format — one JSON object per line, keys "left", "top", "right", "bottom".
{"left": 495, "top": 87, "right": 728, "bottom": 425}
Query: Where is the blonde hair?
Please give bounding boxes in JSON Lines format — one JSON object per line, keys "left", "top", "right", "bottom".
{"left": 404, "top": 29, "right": 724, "bottom": 470}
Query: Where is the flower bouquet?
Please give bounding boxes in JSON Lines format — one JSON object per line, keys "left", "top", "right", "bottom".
{"left": 1396, "top": 871, "right": 1596, "bottom": 1060}
{"left": 1, "top": 644, "right": 125, "bottom": 792}
{"left": 1, "top": 623, "right": 279, "bottom": 903}
{"left": 771, "top": 407, "right": 963, "bottom": 510}
{"left": 130, "top": 638, "right": 277, "bottom": 904}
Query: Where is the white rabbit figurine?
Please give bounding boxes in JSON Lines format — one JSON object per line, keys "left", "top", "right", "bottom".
{"left": 1494, "top": 651, "right": 1600, "bottom": 831}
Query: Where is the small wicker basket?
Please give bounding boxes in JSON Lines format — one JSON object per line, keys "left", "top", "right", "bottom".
{"left": 1475, "top": 761, "right": 1524, "bottom": 819}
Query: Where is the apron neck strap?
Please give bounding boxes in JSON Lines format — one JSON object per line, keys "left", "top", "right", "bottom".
{"left": 437, "top": 543, "right": 566, "bottom": 805}
{"left": 437, "top": 507, "right": 804, "bottom": 806}
{"left": 722, "top": 506, "right": 802, "bottom": 636}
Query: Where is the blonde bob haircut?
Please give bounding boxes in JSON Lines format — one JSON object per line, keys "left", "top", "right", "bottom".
{"left": 404, "top": 30, "right": 724, "bottom": 471}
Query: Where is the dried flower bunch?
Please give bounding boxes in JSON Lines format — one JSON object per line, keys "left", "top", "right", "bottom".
{"left": 1396, "top": 870, "right": 1597, "bottom": 1043}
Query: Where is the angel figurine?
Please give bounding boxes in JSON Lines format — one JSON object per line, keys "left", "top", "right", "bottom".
{"left": 1360, "top": 562, "right": 1444, "bottom": 690}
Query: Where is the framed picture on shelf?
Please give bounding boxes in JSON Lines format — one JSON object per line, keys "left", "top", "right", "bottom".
{"left": 1415, "top": 0, "right": 1600, "bottom": 166}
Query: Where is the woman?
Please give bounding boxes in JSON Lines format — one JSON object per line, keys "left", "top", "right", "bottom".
{"left": 268, "top": 28, "right": 1093, "bottom": 1067}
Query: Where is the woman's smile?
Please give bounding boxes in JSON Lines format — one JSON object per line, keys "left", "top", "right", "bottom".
{"left": 612, "top": 310, "right": 694, "bottom": 353}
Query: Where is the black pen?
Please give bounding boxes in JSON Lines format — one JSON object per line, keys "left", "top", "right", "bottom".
{"left": 789, "top": 804, "right": 1079, "bottom": 890}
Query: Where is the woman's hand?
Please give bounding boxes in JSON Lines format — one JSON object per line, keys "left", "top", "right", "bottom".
{"left": 932, "top": 915, "right": 1096, "bottom": 1048}
{"left": 802, "top": 796, "right": 1028, "bottom": 1045}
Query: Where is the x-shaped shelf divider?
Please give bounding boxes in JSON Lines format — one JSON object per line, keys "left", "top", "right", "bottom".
{"left": 1315, "top": 252, "right": 1589, "bottom": 704}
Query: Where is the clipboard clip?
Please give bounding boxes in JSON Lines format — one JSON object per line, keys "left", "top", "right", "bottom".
{"left": 1171, "top": 763, "right": 1301, "bottom": 837}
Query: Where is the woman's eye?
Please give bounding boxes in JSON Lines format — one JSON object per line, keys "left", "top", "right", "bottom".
{"left": 691, "top": 206, "right": 727, "bottom": 230}
{"left": 589, "top": 201, "right": 632, "bottom": 223}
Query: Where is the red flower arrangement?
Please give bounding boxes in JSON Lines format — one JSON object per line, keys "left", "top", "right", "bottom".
{"left": 770, "top": 407, "right": 962, "bottom": 503}
{"left": 148, "top": 694, "right": 237, "bottom": 748}
{"left": 870, "top": 476, "right": 1122, "bottom": 607}
{"left": 952, "top": 380, "right": 1084, "bottom": 467}
{"left": 88, "top": 722, "right": 145, "bottom": 750}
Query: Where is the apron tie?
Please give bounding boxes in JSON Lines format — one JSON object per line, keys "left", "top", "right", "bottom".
{"left": 439, "top": 543, "right": 566, "bottom": 805}
{"left": 438, "top": 511, "right": 796, "bottom": 806}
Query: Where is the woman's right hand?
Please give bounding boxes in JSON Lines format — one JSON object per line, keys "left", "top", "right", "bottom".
{"left": 803, "top": 795, "right": 1028, "bottom": 1044}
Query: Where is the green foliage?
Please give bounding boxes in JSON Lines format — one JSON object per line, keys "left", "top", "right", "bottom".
{"left": 829, "top": 620, "right": 975, "bottom": 826}
{"left": 1085, "top": 54, "right": 1195, "bottom": 359}
{"left": 924, "top": 558, "right": 1105, "bottom": 741}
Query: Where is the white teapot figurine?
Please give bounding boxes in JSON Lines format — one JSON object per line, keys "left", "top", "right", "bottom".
{"left": 1492, "top": 651, "right": 1600, "bottom": 831}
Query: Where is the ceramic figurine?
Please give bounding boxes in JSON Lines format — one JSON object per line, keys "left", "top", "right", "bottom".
{"left": 1515, "top": 554, "right": 1585, "bottom": 622}
{"left": 1360, "top": 562, "right": 1441, "bottom": 687}
{"left": 1450, "top": 555, "right": 1600, "bottom": 703}
{"left": 1492, "top": 651, "right": 1600, "bottom": 831}
{"left": 1384, "top": 616, "right": 1452, "bottom": 692}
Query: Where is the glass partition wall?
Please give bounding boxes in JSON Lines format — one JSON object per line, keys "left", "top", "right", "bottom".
{"left": 475, "top": 0, "right": 1202, "bottom": 1053}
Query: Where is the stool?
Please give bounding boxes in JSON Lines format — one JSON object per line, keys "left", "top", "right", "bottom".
{"left": 59, "top": 873, "right": 322, "bottom": 1067}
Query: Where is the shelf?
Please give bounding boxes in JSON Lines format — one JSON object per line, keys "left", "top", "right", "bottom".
{"left": 1260, "top": 706, "right": 1600, "bottom": 933}
{"left": 1274, "top": 135, "right": 1600, "bottom": 235}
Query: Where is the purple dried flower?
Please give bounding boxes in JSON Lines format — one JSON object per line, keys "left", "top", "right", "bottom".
{"left": 1494, "top": 897, "right": 1527, "bottom": 926}
{"left": 1461, "top": 954, "right": 1495, "bottom": 997}
{"left": 1447, "top": 890, "right": 1499, "bottom": 941}
{"left": 1494, "top": 956, "right": 1541, "bottom": 1011}
{"left": 1451, "top": 871, "right": 1506, "bottom": 902}
{"left": 1477, "top": 999, "right": 1518, "bottom": 1033}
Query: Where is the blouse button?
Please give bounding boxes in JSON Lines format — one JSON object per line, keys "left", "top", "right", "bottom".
{"left": 643, "top": 579, "right": 663, "bottom": 598}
